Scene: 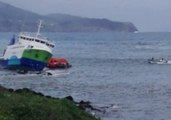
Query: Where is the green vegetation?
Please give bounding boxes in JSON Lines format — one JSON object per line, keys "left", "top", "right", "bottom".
{"left": 0, "top": 87, "right": 97, "bottom": 120}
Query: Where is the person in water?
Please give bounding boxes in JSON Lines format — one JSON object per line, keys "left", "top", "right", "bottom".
{"left": 151, "top": 57, "right": 154, "bottom": 61}
{"left": 159, "top": 58, "right": 164, "bottom": 62}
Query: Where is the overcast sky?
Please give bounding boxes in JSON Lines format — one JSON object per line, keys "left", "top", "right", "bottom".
{"left": 0, "top": 0, "right": 171, "bottom": 32}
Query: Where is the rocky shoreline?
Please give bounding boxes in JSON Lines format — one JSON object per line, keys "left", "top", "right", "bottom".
{"left": 0, "top": 85, "right": 99, "bottom": 120}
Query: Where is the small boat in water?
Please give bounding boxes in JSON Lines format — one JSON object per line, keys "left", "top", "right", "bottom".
{"left": 148, "top": 58, "right": 168, "bottom": 64}
{"left": 0, "top": 21, "right": 55, "bottom": 72}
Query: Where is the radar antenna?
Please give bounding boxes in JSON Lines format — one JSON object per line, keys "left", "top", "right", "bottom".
{"left": 36, "top": 20, "right": 43, "bottom": 37}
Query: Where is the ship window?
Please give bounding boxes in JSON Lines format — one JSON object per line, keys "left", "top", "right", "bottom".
{"left": 41, "top": 41, "right": 45, "bottom": 44}
{"left": 49, "top": 44, "right": 54, "bottom": 48}
{"left": 46, "top": 43, "right": 50, "bottom": 46}
{"left": 35, "top": 39, "right": 40, "bottom": 42}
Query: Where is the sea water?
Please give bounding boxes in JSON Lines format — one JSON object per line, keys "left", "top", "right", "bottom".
{"left": 1, "top": 32, "right": 171, "bottom": 120}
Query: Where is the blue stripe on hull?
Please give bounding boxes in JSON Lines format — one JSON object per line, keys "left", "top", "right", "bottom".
{"left": 20, "top": 58, "right": 47, "bottom": 71}
{"left": 0, "top": 58, "right": 47, "bottom": 71}
{"left": 0, "top": 59, "right": 8, "bottom": 68}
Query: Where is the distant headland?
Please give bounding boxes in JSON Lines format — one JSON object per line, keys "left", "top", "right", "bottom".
{"left": 0, "top": 1, "right": 138, "bottom": 32}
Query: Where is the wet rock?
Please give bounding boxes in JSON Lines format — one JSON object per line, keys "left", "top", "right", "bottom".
{"left": 47, "top": 72, "right": 52, "bottom": 76}
{"left": 17, "top": 69, "right": 28, "bottom": 74}
{"left": 8, "top": 88, "right": 14, "bottom": 92}
{"left": 78, "top": 100, "right": 93, "bottom": 110}
{"left": 46, "top": 95, "right": 53, "bottom": 99}
{"left": 65, "top": 96, "right": 74, "bottom": 102}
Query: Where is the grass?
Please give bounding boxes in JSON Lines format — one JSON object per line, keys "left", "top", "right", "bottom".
{"left": 0, "top": 87, "right": 98, "bottom": 120}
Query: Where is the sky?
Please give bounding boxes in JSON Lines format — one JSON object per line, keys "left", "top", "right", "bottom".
{"left": 0, "top": 0, "right": 171, "bottom": 32}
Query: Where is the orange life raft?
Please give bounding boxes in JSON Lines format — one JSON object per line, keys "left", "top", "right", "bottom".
{"left": 47, "top": 58, "right": 72, "bottom": 69}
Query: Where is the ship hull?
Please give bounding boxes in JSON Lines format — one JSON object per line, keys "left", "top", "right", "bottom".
{"left": 0, "top": 49, "right": 52, "bottom": 71}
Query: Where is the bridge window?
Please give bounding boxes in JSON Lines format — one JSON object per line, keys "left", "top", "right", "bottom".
{"left": 41, "top": 41, "right": 45, "bottom": 44}
{"left": 35, "top": 39, "right": 40, "bottom": 42}
{"left": 49, "top": 44, "right": 54, "bottom": 48}
{"left": 46, "top": 43, "right": 50, "bottom": 46}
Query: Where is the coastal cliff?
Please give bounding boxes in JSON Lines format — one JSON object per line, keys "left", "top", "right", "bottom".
{"left": 0, "top": 1, "right": 138, "bottom": 32}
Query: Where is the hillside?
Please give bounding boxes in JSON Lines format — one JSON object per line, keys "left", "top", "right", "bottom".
{"left": 0, "top": 85, "right": 97, "bottom": 120}
{"left": 0, "top": 1, "right": 138, "bottom": 32}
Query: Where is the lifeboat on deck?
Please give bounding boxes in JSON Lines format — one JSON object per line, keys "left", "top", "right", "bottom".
{"left": 47, "top": 58, "right": 72, "bottom": 69}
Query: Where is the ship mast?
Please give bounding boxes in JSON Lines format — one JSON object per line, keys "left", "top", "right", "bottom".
{"left": 36, "top": 20, "right": 42, "bottom": 37}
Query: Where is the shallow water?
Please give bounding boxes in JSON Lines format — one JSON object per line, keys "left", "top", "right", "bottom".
{"left": 1, "top": 32, "right": 171, "bottom": 120}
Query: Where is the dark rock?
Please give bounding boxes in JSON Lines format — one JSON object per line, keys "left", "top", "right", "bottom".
{"left": 35, "top": 92, "right": 44, "bottom": 97}
{"left": 46, "top": 95, "right": 53, "bottom": 99}
{"left": 79, "top": 100, "right": 92, "bottom": 110}
{"left": 8, "top": 88, "right": 14, "bottom": 92}
{"left": 47, "top": 72, "right": 52, "bottom": 76}
{"left": 17, "top": 69, "right": 28, "bottom": 74}
{"left": 15, "top": 89, "right": 25, "bottom": 93}
{"left": 65, "top": 96, "right": 74, "bottom": 102}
